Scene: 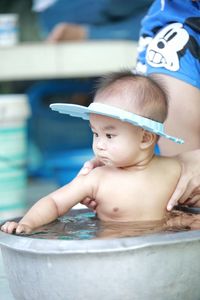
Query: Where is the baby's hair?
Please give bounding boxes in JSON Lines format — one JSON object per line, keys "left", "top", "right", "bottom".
{"left": 95, "top": 70, "right": 168, "bottom": 123}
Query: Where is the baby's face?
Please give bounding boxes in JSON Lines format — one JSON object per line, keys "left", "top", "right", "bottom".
{"left": 90, "top": 114, "right": 143, "bottom": 168}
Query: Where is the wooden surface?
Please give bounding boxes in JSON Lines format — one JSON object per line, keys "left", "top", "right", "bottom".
{"left": 0, "top": 41, "right": 137, "bottom": 81}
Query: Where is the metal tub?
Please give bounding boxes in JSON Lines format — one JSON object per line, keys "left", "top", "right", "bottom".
{"left": 0, "top": 211, "right": 200, "bottom": 300}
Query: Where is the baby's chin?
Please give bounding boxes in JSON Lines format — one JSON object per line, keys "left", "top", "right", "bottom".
{"left": 99, "top": 158, "right": 121, "bottom": 168}
{"left": 100, "top": 158, "right": 133, "bottom": 169}
{"left": 99, "top": 157, "right": 115, "bottom": 167}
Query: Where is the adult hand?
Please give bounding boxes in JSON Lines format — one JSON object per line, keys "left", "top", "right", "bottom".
{"left": 167, "top": 149, "right": 200, "bottom": 211}
{"left": 47, "top": 23, "right": 87, "bottom": 42}
{"left": 78, "top": 157, "right": 103, "bottom": 211}
{"left": 78, "top": 157, "right": 103, "bottom": 175}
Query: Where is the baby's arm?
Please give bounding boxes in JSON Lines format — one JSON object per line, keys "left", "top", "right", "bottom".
{"left": 1, "top": 174, "right": 96, "bottom": 234}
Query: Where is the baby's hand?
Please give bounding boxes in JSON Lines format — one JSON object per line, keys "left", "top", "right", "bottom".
{"left": 1, "top": 221, "right": 32, "bottom": 234}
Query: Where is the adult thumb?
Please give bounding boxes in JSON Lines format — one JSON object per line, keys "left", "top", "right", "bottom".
{"left": 167, "top": 176, "right": 188, "bottom": 211}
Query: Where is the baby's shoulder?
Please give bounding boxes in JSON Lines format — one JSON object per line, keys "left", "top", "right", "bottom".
{"left": 88, "top": 165, "right": 117, "bottom": 179}
{"left": 83, "top": 165, "right": 111, "bottom": 184}
{"left": 156, "top": 156, "right": 181, "bottom": 180}
{"left": 160, "top": 156, "right": 181, "bottom": 169}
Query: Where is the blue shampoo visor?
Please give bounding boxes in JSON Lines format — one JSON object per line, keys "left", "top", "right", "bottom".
{"left": 50, "top": 102, "right": 184, "bottom": 144}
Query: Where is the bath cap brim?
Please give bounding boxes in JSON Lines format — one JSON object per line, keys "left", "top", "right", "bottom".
{"left": 50, "top": 102, "right": 184, "bottom": 144}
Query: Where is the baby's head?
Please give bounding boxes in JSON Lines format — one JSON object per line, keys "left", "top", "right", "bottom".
{"left": 89, "top": 71, "right": 168, "bottom": 168}
{"left": 94, "top": 70, "right": 168, "bottom": 123}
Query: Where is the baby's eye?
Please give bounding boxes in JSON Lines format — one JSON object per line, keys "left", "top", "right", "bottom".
{"left": 93, "top": 132, "right": 98, "bottom": 137}
{"left": 106, "top": 134, "right": 113, "bottom": 139}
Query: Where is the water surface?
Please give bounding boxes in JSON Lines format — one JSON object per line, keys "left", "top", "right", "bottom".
{"left": 17, "top": 208, "right": 200, "bottom": 240}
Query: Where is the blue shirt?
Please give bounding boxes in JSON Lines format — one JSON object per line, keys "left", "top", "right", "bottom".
{"left": 137, "top": 0, "right": 200, "bottom": 88}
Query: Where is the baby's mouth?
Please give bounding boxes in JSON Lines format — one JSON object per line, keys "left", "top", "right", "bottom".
{"left": 98, "top": 155, "right": 110, "bottom": 164}
{"left": 99, "top": 156, "right": 108, "bottom": 161}
{"left": 99, "top": 157, "right": 114, "bottom": 166}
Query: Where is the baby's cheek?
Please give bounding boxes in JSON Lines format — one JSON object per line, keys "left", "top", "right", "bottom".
{"left": 109, "top": 145, "right": 118, "bottom": 155}
{"left": 111, "top": 143, "right": 123, "bottom": 156}
{"left": 109, "top": 147, "right": 125, "bottom": 166}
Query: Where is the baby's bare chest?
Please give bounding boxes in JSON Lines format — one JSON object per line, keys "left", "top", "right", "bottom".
{"left": 95, "top": 170, "right": 176, "bottom": 222}
{"left": 95, "top": 176, "right": 151, "bottom": 221}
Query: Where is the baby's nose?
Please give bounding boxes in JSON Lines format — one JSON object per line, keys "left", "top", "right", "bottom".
{"left": 96, "top": 139, "right": 106, "bottom": 150}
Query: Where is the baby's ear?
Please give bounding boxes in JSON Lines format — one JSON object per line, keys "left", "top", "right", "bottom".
{"left": 140, "top": 130, "right": 157, "bottom": 149}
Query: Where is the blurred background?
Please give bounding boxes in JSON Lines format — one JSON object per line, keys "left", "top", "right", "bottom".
{"left": 0, "top": 0, "right": 153, "bottom": 220}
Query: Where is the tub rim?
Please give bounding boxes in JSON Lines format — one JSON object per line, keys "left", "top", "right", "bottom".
{"left": 0, "top": 229, "right": 200, "bottom": 255}
{"left": 1, "top": 208, "right": 200, "bottom": 254}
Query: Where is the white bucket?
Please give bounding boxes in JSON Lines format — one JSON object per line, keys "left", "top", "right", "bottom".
{"left": 0, "top": 14, "right": 19, "bottom": 46}
{"left": 0, "top": 95, "right": 31, "bottom": 221}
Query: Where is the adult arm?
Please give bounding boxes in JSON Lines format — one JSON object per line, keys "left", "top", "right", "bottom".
{"left": 155, "top": 75, "right": 200, "bottom": 156}
{"left": 46, "top": 0, "right": 152, "bottom": 42}
{"left": 47, "top": 12, "right": 146, "bottom": 42}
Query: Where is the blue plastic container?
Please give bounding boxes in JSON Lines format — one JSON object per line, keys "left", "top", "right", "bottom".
{"left": 48, "top": 149, "right": 94, "bottom": 186}
{"left": 27, "top": 79, "right": 94, "bottom": 178}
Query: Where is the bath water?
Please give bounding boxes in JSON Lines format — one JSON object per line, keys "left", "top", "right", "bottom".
{"left": 14, "top": 208, "right": 200, "bottom": 240}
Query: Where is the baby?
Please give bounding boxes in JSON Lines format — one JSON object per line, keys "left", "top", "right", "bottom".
{"left": 1, "top": 71, "right": 183, "bottom": 234}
